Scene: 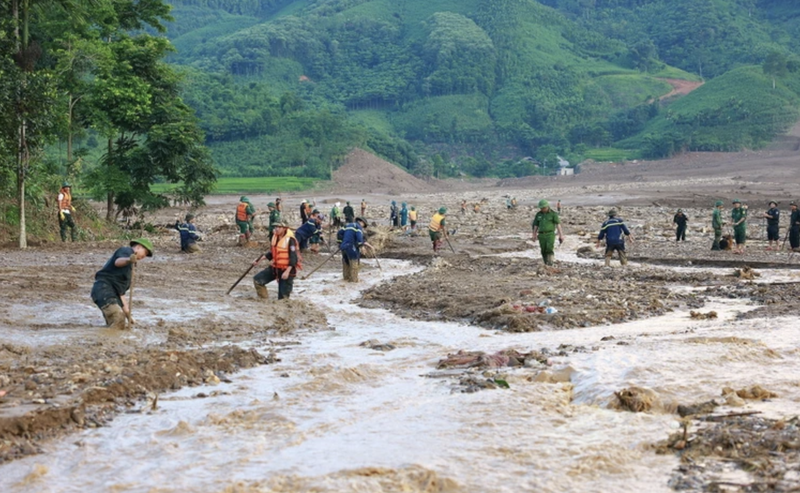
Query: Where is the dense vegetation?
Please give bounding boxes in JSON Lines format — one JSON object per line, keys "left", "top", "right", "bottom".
{"left": 3, "top": 0, "right": 800, "bottom": 246}
{"left": 0, "top": 0, "right": 216, "bottom": 246}
{"left": 163, "top": 0, "right": 800, "bottom": 175}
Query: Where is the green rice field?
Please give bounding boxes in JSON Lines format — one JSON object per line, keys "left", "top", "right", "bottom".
{"left": 152, "top": 177, "right": 321, "bottom": 195}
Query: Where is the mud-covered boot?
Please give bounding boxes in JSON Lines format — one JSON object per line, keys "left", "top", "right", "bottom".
{"left": 604, "top": 255, "right": 611, "bottom": 267}
{"left": 350, "top": 262, "right": 359, "bottom": 282}
{"left": 619, "top": 251, "right": 628, "bottom": 266}
{"left": 253, "top": 280, "right": 268, "bottom": 299}
{"left": 711, "top": 241, "right": 721, "bottom": 251}
{"left": 101, "top": 304, "right": 127, "bottom": 330}
{"left": 238, "top": 234, "right": 246, "bottom": 246}
{"left": 342, "top": 260, "right": 351, "bottom": 281}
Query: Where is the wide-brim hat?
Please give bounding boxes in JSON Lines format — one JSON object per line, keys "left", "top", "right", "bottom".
{"left": 130, "top": 238, "right": 154, "bottom": 257}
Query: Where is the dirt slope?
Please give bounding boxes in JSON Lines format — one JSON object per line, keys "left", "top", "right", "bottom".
{"left": 333, "top": 148, "right": 436, "bottom": 194}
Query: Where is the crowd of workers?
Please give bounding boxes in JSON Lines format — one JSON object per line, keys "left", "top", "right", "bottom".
{"left": 51, "top": 182, "right": 796, "bottom": 330}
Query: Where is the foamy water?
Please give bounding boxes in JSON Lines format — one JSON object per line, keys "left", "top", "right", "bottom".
{"left": 3, "top": 256, "right": 800, "bottom": 492}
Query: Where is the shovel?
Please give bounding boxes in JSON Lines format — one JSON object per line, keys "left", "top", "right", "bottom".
{"left": 126, "top": 263, "right": 136, "bottom": 327}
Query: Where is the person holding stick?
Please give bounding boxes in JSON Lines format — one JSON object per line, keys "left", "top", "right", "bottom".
{"left": 252, "top": 221, "right": 301, "bottom": 300}
{"left": 763, "top": 201, "right": 781, "bottom": 251}
{"left": 428, "top": 207, "right": 448, "bottom": 253}
{"left": 339, "top": 217, "right": 372, "bottom": 282}
{"left": 788, "top": 201, "right": 800, "bottom": 252}
{"left": 90, "top": 239, "right": 153, "bottom": 330}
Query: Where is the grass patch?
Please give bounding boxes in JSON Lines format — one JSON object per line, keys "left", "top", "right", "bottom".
{"left": 594, "top": 74, "right": 672, "bottom": 109}
{"left": 152, "top": 177, "right": 321, "bottom": 195}
{"left": 583, "top": 148, "right": 642, "bottom": 162}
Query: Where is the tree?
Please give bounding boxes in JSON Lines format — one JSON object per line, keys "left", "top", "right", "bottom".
{"left": 763, "top": 51, "right": 789, "bottom": 89}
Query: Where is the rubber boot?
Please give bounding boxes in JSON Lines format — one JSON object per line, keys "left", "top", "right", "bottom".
{"left": 342, "top": 260, "right": 350, "bottom": 281}
{"left": 711, "top": 241, "right": 721, "bottom": 251}
{"left": 619, "top": 251, "right": 628, "bottom": 266}
{"left": 238, "top": 234, "right": 245, "bottom": 246}
{"left": 101, "top": 304, "right": 127, "bottom": 330}
{"left": 546, "top": 254, "right": 555, "bottom": 266}
{"left": 253, "top": 280, "right": 269, "bottom": 299}
{"left": 604, "top": 255, "right": 611, "bottom": 267}
{"left": 350, "top": 261, "right": 359, "bottom": 282}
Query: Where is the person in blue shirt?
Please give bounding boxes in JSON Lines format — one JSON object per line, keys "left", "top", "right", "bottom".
{"left": 175, "top": 213, "right": 201, "bottom": 253}
{"left": 762, "top": 201, "right": 780, "bottom": 251}
{"left": 596, "top": 208, "right": 634, "bottom": 267}
{"left": 295, "top": 209, "right": 324, "bottom": 253}
{"left": 339, "top": 217, "right": 373, "bottom": 282}
{"left": 390, "top": 201, "right": 399, "bottom": 229}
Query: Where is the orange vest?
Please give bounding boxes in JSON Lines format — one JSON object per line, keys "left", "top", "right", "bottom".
{"left": 271, "top": 230, "right": 302, "bottom": 271}
{"left": 236, "top": 202, "right": 250, "bottom": 221}
{"left": 58, "top": 187, "right": 72, "bottom": 211}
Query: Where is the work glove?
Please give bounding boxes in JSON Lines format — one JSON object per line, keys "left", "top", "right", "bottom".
{"left": 59, "top": 211, "right": 65, "bottom": 221}
{"left": 129, "top": 254, "right": 138, "bottom": 265}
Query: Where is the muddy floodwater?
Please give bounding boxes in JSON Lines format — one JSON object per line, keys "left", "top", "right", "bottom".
{"left": 3, "top": 245, "right": 800, "bottom": 492}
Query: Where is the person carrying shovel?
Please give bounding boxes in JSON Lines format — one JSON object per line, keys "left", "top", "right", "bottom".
{"left": 531, "top": 199, "right": 564, "bottom": 266}
{"left": 339, "top": 217, "right": 372, "bottom": 282}
{"left": 428, "top": 207, "right": 448, "bottom": 253}
{"left": 90, "top": 238, "right": 153, "bottom": 330}
{"left": 252, "top": 221, "right": 301, "bottom": 300}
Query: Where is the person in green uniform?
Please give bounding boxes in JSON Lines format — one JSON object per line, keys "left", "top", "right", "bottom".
{"left": 267, "top": 202, "right": 281, "bottom": 241}
{"left": 711, "top": 200, "right": 724, "bottom": 251}
{"left": 531, "top": 199, "right": 564, "bottom": 266}
{"left": 731, "top": 198, "right": 747, "bottom": 254}
{"left": 235, "top": 196, "right": 256, "bottom": 245}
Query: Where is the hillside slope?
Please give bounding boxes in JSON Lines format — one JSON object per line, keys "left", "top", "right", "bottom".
{"left": 165, "top": 0, "right": 800, "bottom": 178}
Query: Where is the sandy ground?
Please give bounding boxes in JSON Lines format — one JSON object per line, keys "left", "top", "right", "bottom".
{"left": 1, "top": 141, "right": 800, "bottom": 489}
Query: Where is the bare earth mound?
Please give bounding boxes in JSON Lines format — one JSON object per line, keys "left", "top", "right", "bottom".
{"left": 333, "top": 148, "right": 436, "bottom": 194}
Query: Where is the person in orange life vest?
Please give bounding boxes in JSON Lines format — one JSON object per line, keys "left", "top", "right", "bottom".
{"left": 252, "top": 221, "right": 301, "bottom": 300}
{"left": 235, "top": 196, "right": 256, "bottom": 245}
{"left": 57, "top": 181, "right": 77, "bottom": 242}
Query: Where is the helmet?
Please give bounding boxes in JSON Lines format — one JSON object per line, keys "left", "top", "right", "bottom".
{"left": 769, "top": 201, "right": 777, "bottom": 206}
{"left": 391, "top": 200, "right": 396, "bottom": 205}
{"left": 311, "top": 209, "right": 320, "bottom": 215}
{"left": 130, "top": 238, "right": 154, "bottom": 257}
{"left": 608, "top": 208, "right": 618, "bottom": 217}
{"left": 732, "top": 198, "right": 741, "bottom": 204}
{"left": 402, "top": 202, "right": 406, "bottom": 207}
{"left": 267, "top": 202, "right": 276, "bottom": 208}
{"left": 438, "top": 207, "right": 447, "bottom": 214}
{"left": 355, "top": 217, "right": 367, "bottom": 226}
{"left": 240, "top": 196, "right": 249, "bottom": 203}
{"left": 677, "top": 209, "right": 683, "bottom": 213}
{"left": 715, "top": 200, "right": 724, "bottom": 207}
{"left": 538, "top": 199, "right": 550, "bottom": 208}
{"left": 62, "top": 181, "right": 71, "bottom": 188}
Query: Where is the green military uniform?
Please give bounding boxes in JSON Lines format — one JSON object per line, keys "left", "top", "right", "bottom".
{"left": 532, "top": 200, "right": 560, "bottom": 265}
{"left": 711, "top": 200, "right": 723, "bottom": 250}
{"left": 268, "top": 202, "right": 281, "bottom": 240}
{"left": 731, "top": 201, "right": 747, "bottom": 246}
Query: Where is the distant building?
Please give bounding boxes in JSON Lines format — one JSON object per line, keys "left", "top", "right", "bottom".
{"left": 557, "top": 155, "right": 573, "bottom": 175}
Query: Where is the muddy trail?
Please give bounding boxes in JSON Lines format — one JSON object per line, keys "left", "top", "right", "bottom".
{"left": 1, "top": 189, "right": 800, "bottom": 491}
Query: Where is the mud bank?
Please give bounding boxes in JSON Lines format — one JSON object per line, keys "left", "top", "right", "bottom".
{"left": 361, "top": 254, "right": 717, "bottom": 331}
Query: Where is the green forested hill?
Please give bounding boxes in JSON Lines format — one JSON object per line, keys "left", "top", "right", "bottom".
{"left": 165, "top": 0, "right": 800, "bottom": 177}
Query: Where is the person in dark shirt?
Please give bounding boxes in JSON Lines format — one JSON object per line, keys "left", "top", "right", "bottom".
{"left": 343, "top": 201, "right": 355, "bottom": 223}
{"left": 673, "top": 209, "right": 688, "bottom": 243}
{"left": 90, "top": 238, "right": 153, "bottom": 330}
{"left": 253, "top": 221, "right": 300, "bottom": 300}
{"left": 596, "top": 209, "right": 634, "bottom": 267}
{"left": 339, "top": 217, "right": 373, "bottom": 282}
{"left": 763, "top": 201, "right": 781, "bottom": 251}
{"left": 295, "top": 209, "right": 324, "bottom": 252}
{"left": 789, "top": 201, "right": 800, "bottom": 252}
{"left": 175, "top": 213, "right": 201, "bottom": 253}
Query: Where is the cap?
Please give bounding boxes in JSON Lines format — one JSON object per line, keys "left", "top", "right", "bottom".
{"left": 608, "top": 208, "right": 618, "bottom": 217}
{"left": 538, "top": 199, "right": 550, "bottom": 208}
{"left": 185, "top": 213, "right": 194, "bottom": 221}
{"left": 677, "top": 209, "right": 683, "bottom": 213}
{"left": 438, "top": 207, "right": 447, "bottom": 214}
{"left": 62, "top": 181, "right": 71, "bottom": 188}
{"left": 769, "top": 201, "right": 777, "bottom": 206}
{"left": 130, "top": 238, "right": 154, "bottom": 257}
{"left": 715, "top": 200, "right": 724, "bottom": 207}
{"left": 790, "top": 201, "right": 797, "bottom": 207}
{"left": 311, "top": 209, "right": 320, "bottom": 215}
{"left": 301, "top": 199, "right": 307, "bottom": 204}
{"left": 391, "top": 201, "right": 396, "bottom": 205}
